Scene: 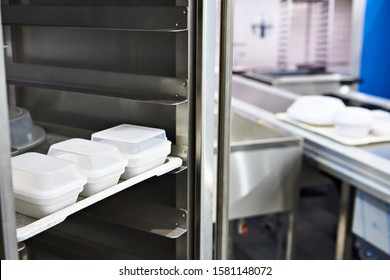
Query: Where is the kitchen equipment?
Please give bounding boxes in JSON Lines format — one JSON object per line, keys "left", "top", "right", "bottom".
{"left": 287, "top": 95, "right": 345, "bottom": 125}
{"left": 333, "top": 107, "right": 373, "bottom": 138}
{"left": 8, "top": 106, "right": 45, "bottom": 153}
{"left": 48, "top": 138, "right": 127, "bottom": 197}
{"left": 91, "top": 124, "right": 171, "bottom": 179}
{"left": 242, "top": 69, "right": 359, "bottom": 95}
{"left": 11, "top": 152, "right": 86, "bottom": 219}
{"left": 0, "top": 1, "right": 215, "bottom": 260}
{"left": 213, "top": 111, "right": 302, "bottom": 220}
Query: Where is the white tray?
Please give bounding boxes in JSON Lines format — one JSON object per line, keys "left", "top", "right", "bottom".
{"left": 16, "top": 156, "right": 183, "bottom": 242}
{"left": 276, "top": 113, "right": 390, "bottom": 146}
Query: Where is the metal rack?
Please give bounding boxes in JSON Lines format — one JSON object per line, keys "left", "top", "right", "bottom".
{"left": 0, "top": 1, "right": 216, "bottom": 260}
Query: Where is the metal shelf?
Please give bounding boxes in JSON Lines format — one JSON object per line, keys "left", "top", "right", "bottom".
{"left": 82, "top": 198, "right": 187, "bottom": 239}
{"left": 2, "top": 5, "right": 188, "bottom": 32}
{"left": 15, "top": 156, "right": 183, "bottom": 242}
{"left": 6, "top": 63, "right": 188, "bottom": 105}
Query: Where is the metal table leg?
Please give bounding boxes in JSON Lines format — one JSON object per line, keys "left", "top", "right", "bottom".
{"left": 335, "top": 182, "right": 355, "bottom": 260}
{"left": 285, "top": 183, "right": 300, "bottom": 260}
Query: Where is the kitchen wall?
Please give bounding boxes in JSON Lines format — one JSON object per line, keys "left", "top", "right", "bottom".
{"left": 233, "top": 0, "right": 281, "bottom": 71}
{"left": 232, "top": 0, "right": 353, "bottom": 73}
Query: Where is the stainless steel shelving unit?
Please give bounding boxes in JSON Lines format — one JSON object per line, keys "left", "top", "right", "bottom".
{"left": 0, "top": 1, "right": 216, "bottom": 260}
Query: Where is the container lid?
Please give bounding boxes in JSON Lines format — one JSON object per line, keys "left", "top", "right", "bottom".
{"left": 287, "top": 95, "right": 345, "bottom": 125}
{"left": 91, "top": 124, "right": 168, "bottom": 154}
{"left": 12, "top": 152, "right": 86, "bottom": 200}
{"left": 48, "top": 138, "right": 127, "bottom": 178}
{"left": 8, "top": 106, "right": 45, "bottom": 153}
{"left": 123, "top": 140, "right": 171, "bottom": 167}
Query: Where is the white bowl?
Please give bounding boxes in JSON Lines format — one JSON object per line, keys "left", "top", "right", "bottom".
{"left": 333, "top": 107, "right": 373, "bottom": 138}
{"left": 287, "top": 95, "right": 345, "bottom": 125}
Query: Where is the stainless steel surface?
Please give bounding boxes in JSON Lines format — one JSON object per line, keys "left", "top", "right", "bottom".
{"left": 232, "top": 75, "right": 390, "bottom": 260}
{"left": 0, "top": 7, "right": 18, "bottom": 259}
{"left": 2, "top": 5, "right": 188, "bottom": 32}
{"left": 192, "top": 0, "right": 216, "bottom": 260}
{"left": 304, "top": 143, "right": 390, "bottom": 203}
{"left": 7, "top": 63, "right": 187, "bottom": 105}
{"left": 232, "top": 76, "right": 390, "bottom": 202}
{"left": 18, "top": 242, "right": 28, "bottom": 260}
{"left": 232, "top": 78, "right": 295, "bottom": 114}
{"left": 245, "top": 71, "right": 348, "bottom": 85}
{"left": 286, "top": 183, "right": 300, "bottom": 260}
{"left": 242, "top": 70, "right": 355, "bottom": 95}
{"left": 349, "top": 0, "right": 367, "bottom": 79}
{"left": 82, "top": 198, "right": 187, "bottom": 239}
{"left": 215, "top": 0, "right": 233, "bottom": 260}
{"left": 211, "top": 111, "right": 302, "bottom": 261}
{"left": 230, "top": 111, "right": 301, "bottom": 148}
{"left": 1, "top": 1, "right": 215, "bottom": 260}
{"left": 213, "top": 112, "right": 302, "bottom": 220}
{"left": 325, "top": 91, "right": 390, "bottom": 111}
{"left": 229, "top": 145, "right": 301, "bottom": 219}
{"left": 10, "top": 147, "right": 18, "bottom": 155}
{"left": 362, "top": 144, "right": 390, "bottom": 161}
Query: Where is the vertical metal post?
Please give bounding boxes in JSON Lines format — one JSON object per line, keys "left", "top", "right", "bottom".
{"left": 0, "top": 8, "right": 19, "bottom": 260}
{"left": 349, "top": 0, "right": 367, "bottom": 81}
{"left": 215, "top": 0, "right": 233, "bottom": 260}
{"left": 335, "top": 182, "right": 354, "bottom": 260}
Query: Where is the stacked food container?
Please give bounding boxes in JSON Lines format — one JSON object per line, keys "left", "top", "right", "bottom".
{"left": 11, "top": 124, "right": 172, "bottom": 219}
{"left": 12, "top": 152, "right": 86, "bottom": 219}
{"left": 286, "top": 95, "right": 390, "bottom": 138}
{"left": 48, "top": 138, "right": 128, "bottom": 197}
{"left": 91, "top": 124, "right": 171, "bottom": 179}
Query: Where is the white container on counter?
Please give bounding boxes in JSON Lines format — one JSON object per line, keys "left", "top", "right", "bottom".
{"left": 48, "top": 138, "right": 127, "bottom": 197}
{"left": 369, "top": 109, "right": 390, "bottom": 136}
{"left": 286, "top": 95, "right": 345, "bottom": 125}
{"left": 333, "top": 107, "right": 373, "bottom": 138}
{"left": 11, "top": 152, "right": 86, "bottom": 218}
{"left": 91, "top": 124, "right": 171, "bottom": 179}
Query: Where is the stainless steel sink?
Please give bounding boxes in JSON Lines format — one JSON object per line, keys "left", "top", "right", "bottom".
{"left": 214, "top": 111, "right": 303, "bottom": 220}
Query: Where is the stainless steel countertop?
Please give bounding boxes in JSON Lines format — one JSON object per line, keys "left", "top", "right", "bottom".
{"left": 244, "top": 72, "right": 351, "bottom": 85}
{"left": 229, "top": 111, "right": 301, "bottom": 148}
{"left": 231, "top": 75, "right": 390, "bottom": 203}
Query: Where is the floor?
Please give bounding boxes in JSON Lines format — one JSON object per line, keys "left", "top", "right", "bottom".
{"left": 231, "top": 161, "right": 390, "bottom": 260}
{"left": 232, "top": 188, "right": 339, "bottom": 259}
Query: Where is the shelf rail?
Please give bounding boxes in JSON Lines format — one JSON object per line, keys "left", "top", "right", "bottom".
{"left": 1, "top": 5, "right": 188, "bottom": 32}
{"left": 6, "top": 63, "right": 188, "bottom": 105}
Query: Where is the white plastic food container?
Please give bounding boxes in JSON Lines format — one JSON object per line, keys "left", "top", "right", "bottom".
{"left": 333, "top": 107, "right": 373, "bottom": 138}
{"left": 9, "top": 106, "right": 45, "bottom": 152}
{"left": 11, "top": 152, "right": 86, "bottom": 218}
{"left": 91, "top": 124, "right": 171, "bottom": 179}
{"left": 371, "top": 119, "right": 390, "bottom": 136}
{"left": 371, "top": 109, "right": 390, "bottom": 121}
{"left": 287, "top": 95, "right": 345, "bottom": 125}
{"left": 48, "top": 138, "right": 127, "bottom": 197}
